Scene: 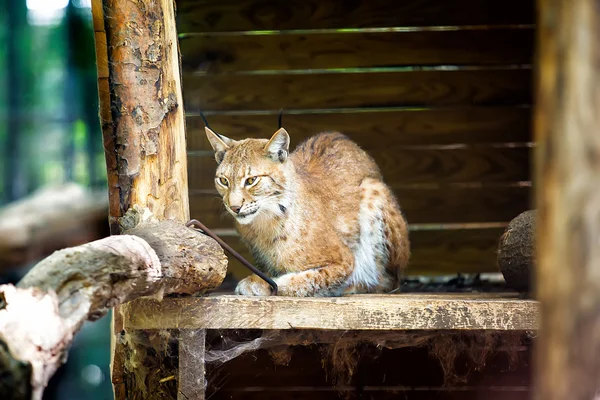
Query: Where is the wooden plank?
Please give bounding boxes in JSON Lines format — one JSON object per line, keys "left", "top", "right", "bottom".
{"left": 189, "top": 185, "right": 531, "bottom": 227}
{"left": 178, "top": 329, "right": 206, "bottom": 400}
{"left": 122, "top": 294, "right": 539, "bottom": 331}
{"left": 175, "top": 0, "right": 535, "bottom": 33}
{"left": 180, "top": 28, "right": 534, "bottom": 73}
{"left": 533, "top": 0, "right": 600, "bottom": 399}
{"left": 183, "top": 68, "right": 532, "bottom": 111}
{"left": 91, "top": 0, "right": 104, "bottom": 32}
{"left": 206, "top": 390, "right": 531, "bottom": 400}
{"left": 207, "top": 228, "right": 508, "bottom": 278}
{"left": 185, "top": 107, "right": 533, "bottom": 149}
{"left": 188, "top": 147, "right": 531, "bottom": 187}
{"left": 94, "top": 32, "right": 109, "bottom": 79}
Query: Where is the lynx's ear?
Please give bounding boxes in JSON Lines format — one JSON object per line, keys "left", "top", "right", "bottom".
{"left": 265, "top": 128, "right": 290, "bottom": 162}
{"left": 205, "top": 126, "right": 233, "bottom": 164}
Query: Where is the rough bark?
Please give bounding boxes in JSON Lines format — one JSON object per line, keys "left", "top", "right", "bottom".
{"left": 0, "top": 206, "right": 227, "bottom": 400}
{"left": 92, "top": 0, "right": 192, "bottom": 396}
{"left": 98, "top": 0, "right": 189, "bottom": 233}
{"left": 533, "top": 0, "right": 600, "bottom": 399}
{"left": 497, "top": 210, "right": 535, "bottom": 294}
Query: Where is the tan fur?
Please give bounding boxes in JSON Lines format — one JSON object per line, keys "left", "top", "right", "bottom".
{"left": 205, "top": 127, "right": 410, "bottom": 297}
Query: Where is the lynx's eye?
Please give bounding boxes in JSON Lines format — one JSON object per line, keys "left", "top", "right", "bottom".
{"left": 217, "top": 177, "right": 229, "bottom": 187}
{"left": 245, "top": 177, "right": 258, "bottom": 186}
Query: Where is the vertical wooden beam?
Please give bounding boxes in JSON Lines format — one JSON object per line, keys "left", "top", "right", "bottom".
{"left": 534, "top": 0, "right": 600, "bottom": 399}
{"left": 178, "top": 329, "right": 206, "bottom": 400}
{"left": 91, "top": 0, "right": 191, "bottom": 398}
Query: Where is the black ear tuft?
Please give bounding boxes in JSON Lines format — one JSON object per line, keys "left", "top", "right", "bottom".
{"left": 277, "top": 150, "right": 287, "bottom": 163}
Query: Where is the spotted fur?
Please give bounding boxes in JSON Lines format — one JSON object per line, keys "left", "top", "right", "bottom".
{"left": 205, "top": 127, "right": 410, "bottom": 297}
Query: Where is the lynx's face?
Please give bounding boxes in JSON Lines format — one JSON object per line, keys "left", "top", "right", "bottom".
{"left": 206, "top": 127, "right": 290, "bottom": 225}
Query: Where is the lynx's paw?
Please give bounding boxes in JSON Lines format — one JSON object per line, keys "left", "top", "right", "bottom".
{"left": 273, "top": 273, "right": 317, "bottom": 297}
{"left": 234, "top": 275, "right": 273, "bottom": 296}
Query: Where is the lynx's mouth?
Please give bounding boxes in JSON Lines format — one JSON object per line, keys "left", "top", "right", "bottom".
{"left": 237, "top": 209, "right": 258, "bottom": 218}
{"left": 234, "top": 208, "right": 259, "bottom": 225}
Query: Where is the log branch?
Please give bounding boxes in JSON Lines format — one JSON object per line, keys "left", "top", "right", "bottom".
{"left": 0, "top": 206, "right": 227, "bottom": 400}
{"left": 0, "top": 183, "right": 108, "bottom": 271}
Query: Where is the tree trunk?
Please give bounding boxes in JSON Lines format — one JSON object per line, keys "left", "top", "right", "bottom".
{"left": 92, "top": 0, "right": 196, "bottom": 397}
{"left": 533, "top": 0, "right": 600, "bottom": 399}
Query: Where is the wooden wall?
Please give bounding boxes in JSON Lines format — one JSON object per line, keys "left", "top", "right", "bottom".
{"left": 176, "top": 0, "right": 535, "bottom": 278}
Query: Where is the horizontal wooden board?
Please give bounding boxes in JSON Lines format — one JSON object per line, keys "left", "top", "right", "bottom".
{"left": 183, "top": 68, "right": 532, "bottom": 111}
{"left": 180, "top": 29, "right": 534, "bottom": 73}
{"left": 186, "top": 107, "right": 532, "bottom": 149}
{"left": 175, "top": 0, "right": 535, "bottom": 32}
{"left": 205, "top": 390, "right": 531, "bottom": 400}
{"left": 189, "top": 186, "right": 531, "bottom": 227}
{"left": 187, "top": 147, "right": 531, "bottom": 187}
{"left": 198, "top": 227, "right": 508, "bottom": 278}
{"left": 123, "top": 292, "right": 538, "bottom": 330}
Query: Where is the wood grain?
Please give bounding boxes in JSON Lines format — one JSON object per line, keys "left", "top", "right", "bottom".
{"left": 203, "top": 391, "right": 531, "bottom": 400}
{"left": 101, "top": 0, "right": 189, "bottom": 232}
{"left": 189, "top": 186, "right": 531, "bottom": 227}
{"left": 96, "top": 0, "right": 192, "bottom": 398}
{"left": 180, "top": 28, "right": 534, "bottom": 73}
{"left": 183, "top": 68, "right": 532, "bottom": 111}
{"left": 209, "top": 228, "right": 508, "bottom": 278}
{"left": 186, "top": 107, "right": 532, "bottom": 149}
{"left": 93, "top": 32, "right": 108, "bottom": 78}
{"left": 122, "top": 293, "right": 539, "bottom": 330}
{"left": 533, "top": 0, "right": 600, "bottom": 399}
{"left": 178, "top": 329, "right": 206, "bottom": 400}
{"left": 175, "top": 0, "right": 535, "bottom": 33}
{"left": 188, "top": 147, "right": 531, "bottom": 187}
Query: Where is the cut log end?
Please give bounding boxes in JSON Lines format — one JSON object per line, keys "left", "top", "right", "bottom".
{"left": 497, "top": 210, "right": 535, "bottom": 294}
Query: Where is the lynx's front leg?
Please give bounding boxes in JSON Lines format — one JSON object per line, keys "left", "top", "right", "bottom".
{"left": 274, "top": 250, "right": 355, "bottom": 297}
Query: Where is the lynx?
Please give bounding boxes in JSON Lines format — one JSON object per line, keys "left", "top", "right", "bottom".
{"left": 205, "top": 126, "right": 410, "bottom": 297}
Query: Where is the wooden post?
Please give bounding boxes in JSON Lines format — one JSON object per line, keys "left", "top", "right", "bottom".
{"left": 534, "top": 0, "right": 600, "bottom": 399}
{"left": 91, "top": 0, "right": 198, "bottom": 398}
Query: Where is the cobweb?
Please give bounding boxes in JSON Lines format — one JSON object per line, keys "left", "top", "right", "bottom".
{"left": 117, "top": 312, "right": 533, "bottom": 399}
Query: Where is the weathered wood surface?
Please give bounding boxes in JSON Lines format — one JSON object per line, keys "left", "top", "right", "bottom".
{"left": 0, "top": 183, "right": 108, "bottom": 271}
{"left": 208, "top": 390, "right": 531, "bottom": 400}
{"left": 180, "top": 28, "right": 534, "bottom": 73}
{"left": 194, "top": 228, "right": 508, "bottom": 278}
{"left": 189, "top": 147, "right": 531, "bottom": 187}
{"left": 93, "top": 0, "right": 193, "bottom": 398}
{"left": 122, "top": 294, "right": 538, "bottom": 331}
{"left": 175, "top": 0, "right": 535, "bottom": 32}
{"left": 98, "top": 0, "right": 189, "bottom": 233}
{"left": 178, "top": 329, "right": 206, "bottom": 400}
{"left": 186, "top": 107, "right": 532, "bottom": 148}
{"left": 183, "top": 68, "right": 532, "bottom": 111}
{"left": 533, "top": 0, "right": 600, "bottom": 399}
{"left": 190, "top": 185, "right": 530, "bottom": 226}
{"left": 0, "top": 207, "right": 226, "bottom": 400}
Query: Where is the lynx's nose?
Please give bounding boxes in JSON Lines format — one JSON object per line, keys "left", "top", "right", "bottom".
{"left": 230, "top": 205, "right": 242, "bottom": 214}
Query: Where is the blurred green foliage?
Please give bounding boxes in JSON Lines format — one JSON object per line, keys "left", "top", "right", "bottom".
{"left": 0, "top": 0, "right": 106, "bottom": 205}
{"left": 0, "top": 1, "right": 112, "bottom": 398}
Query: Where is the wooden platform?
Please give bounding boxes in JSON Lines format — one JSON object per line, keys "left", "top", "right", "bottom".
{"left": 122, "top": 293, "right": 538, "bottom": 331}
